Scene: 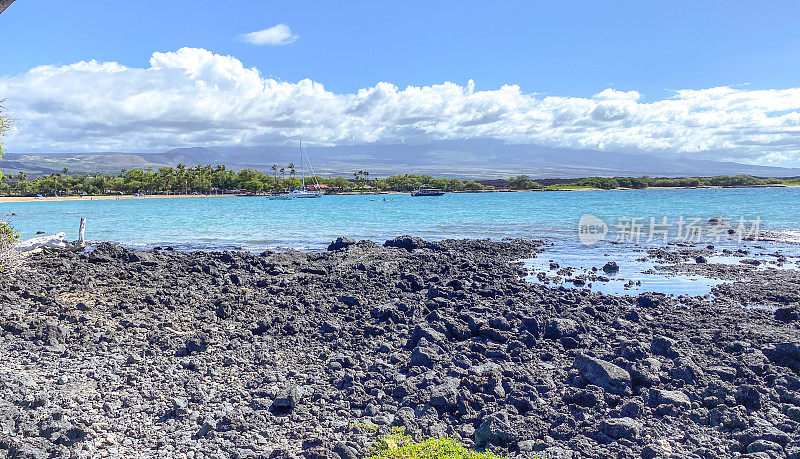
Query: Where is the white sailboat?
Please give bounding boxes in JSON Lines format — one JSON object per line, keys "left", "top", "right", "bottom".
{"left": 291, "top": 141, "right": 324, "bottom": 198}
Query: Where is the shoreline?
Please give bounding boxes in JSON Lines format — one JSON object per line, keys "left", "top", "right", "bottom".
{"left": 1, "top": 183, "right": 799, "bottom": 203}
{"left": 0, "top": 193, "right": 237, "bottom": 203}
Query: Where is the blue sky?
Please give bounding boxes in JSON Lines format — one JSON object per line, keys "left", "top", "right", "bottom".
{"left": 2, "top": 1, "right": 800, "bottom": 166}
{"left": 4, "top": 0, "right": 800, "bottom": 98}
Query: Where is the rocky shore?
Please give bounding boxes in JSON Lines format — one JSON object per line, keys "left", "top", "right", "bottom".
{"left": 1, "top": 237, "right": 800, "bottom": 458}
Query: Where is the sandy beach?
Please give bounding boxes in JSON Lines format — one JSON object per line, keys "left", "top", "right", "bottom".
{"left": 0, "top": 193, "right": 237, "bottom": 203}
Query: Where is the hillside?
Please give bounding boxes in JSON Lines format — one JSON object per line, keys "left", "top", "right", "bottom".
{"left": 4, "top": 140, "right": 799, "bottom": 179}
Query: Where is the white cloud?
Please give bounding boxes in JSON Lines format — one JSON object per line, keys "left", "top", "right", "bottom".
{"left": 2, "top": 47, "right": 800, "bottom": 166}
{"left": 237, "top": 24, "right": 298, "bottom": 46}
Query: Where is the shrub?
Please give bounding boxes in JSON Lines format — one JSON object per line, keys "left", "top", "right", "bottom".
{"left": 0, "top": 220, "right": 20, "bottom": 273}
{"left": 464, "top": 181, "right": 486, "bottom": 191}
{"left": 576, "top": 177, "right": 619, "bottom": 190}
{"left": 368, "top": 431, "right": 503, "bottom": 459}
{"left": 507, "top": 175, "right": 541, "bottom": 190}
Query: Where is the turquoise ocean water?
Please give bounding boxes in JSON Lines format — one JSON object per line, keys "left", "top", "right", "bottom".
{"left": 2, "top": 187, "right": 799, "bottom": 251}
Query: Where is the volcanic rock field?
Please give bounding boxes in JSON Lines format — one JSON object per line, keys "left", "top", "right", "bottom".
{"left": 1, "top": 237, "right": 800, "bottom": 458}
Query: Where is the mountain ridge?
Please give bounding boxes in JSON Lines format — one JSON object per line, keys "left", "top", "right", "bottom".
{"left": 3, "top": 140, "right": 799, "bottom": 179}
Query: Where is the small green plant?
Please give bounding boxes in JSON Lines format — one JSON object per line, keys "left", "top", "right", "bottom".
{"left": 0, "top": 220, "right": 18, "bottom": 247}
{"left": 0, "top": 220, "right": 20, "bottom": 273}
{"left": 367, "top": 429, "right": 504, "bottom": 459}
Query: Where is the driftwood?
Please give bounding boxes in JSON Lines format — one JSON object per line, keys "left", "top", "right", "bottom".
{"left": 15, "top": 232, "right": 70, "bottom": 252}
{"left": 15, "top": 218, "right": 88, "bottom": 253}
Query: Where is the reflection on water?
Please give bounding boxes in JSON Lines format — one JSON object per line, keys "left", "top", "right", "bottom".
{"left": 522, "top": 242, "right": 726, "bottom": 297}
{"left": 523, "top": 236, "right": 800, "bottom": 297}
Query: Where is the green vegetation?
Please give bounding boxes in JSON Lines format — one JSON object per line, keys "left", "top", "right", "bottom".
{"left": 507, "top": 175, "right": 542, "bottom": 190}
{"left": 368, "top": 431, "right": 504, "bottom": 459}
{"left": 546, "top": 174, "right": 790, "bottom": 190}
{"left": 0, "top": 168, "right": 476, "bottom": 196}
{"left": 0, "top": 148, "right": 795, "bottom": 198}
{"left": 374, "top": 175, "right": 467, "bottom": 192}
{"left": 0, "top": 221, "right": 18, "bottom": 248}
{"left": 0, "top": 101, "right": 18, "bottom": 252}
{"left": 0, "top": 100, "right": 9, "bottom": 182}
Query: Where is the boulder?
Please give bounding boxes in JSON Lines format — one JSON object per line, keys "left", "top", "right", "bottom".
{"left": 602, "top": 261, "right": 619, "bottom": 273}
{"left": 474, "top": 412, "right": 515, "bottom": 446}
{"left": 544, "top": 318, "right": 579, "bottom": 340}
{"left": 406, "top": 325, "right": 445, "bottom": 349}
{"left": 574, "top": 355, "right": 632, "bottom": 395}
{"left": 736, "top": 426, "right": 792, "bottom": 448}
{"left": 649, "top": 389, "right": 691, "bottom": 409}
{"left": 775, "top": 306, "right": 800, "bottom": 323}
{"left": 410, "top": 344, "right": 440, "bottom": 368}
{"left": 185, "top": 333, "right": 209, "bottom": 354}
{"left": 747, "top": 440, "right": 783, "bottom": 455}
{"left": 562, "top": 387, "right": 602, "bottom": 408}
{"left": 736, "top": 385, "right": 762, "bottom": 410}
{"left": 271, "top": 385, "right": 311, "bottom": 414}
{"left": 767, "top": 342, "right": 800, "bottom": 370}
{"left": 629, "top": 358, "right": 661, "bottom": 387}
{"left": 327, "top": 237, "right": 356, "bottom": 251}
{"left": 428, "top": 379, "right": 460, "bottom": 412}
{"left": 641, "top": 443, "right": 670, "bottom": 459}
{"left": 651, "top": 336, "right": 680, "bottom": 358}
{"left": 637, "top": 295, "right": 656, "bottom": 308}
{"left": 333, "top": 442, "right": 358, "bottom": 459}
{"left": 384, "top": 236, "right": 427, "bottom": 251}
{"left": 599, "top": 417, "right": 641, "bottom": 440}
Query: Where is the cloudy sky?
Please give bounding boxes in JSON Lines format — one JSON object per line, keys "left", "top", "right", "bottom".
{"left": 2, "top": 1, "right": 800, "bottom": 166}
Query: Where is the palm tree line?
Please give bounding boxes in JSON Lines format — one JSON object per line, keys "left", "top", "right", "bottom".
{"left": 0, "top": 164, "right": 487, "bottom": 196}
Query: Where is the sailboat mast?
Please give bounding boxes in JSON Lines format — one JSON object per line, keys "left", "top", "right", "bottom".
{"left": 300, "top": 141, "right": 305, "bottom": 189}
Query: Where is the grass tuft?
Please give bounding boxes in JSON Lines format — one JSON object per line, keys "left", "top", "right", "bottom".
{"left": 367, "top": 430, "right": 504, "bottom": 459}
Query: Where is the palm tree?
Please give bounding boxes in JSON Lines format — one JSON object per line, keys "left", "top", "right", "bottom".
{"left": 176, "top": 163, "right": 187, "bottom": 194}
{"left": 271, "top": 165, "right": 278, "bottom": 190}
{"left": 0, "top": 1, "right": 17, "bottom": 16}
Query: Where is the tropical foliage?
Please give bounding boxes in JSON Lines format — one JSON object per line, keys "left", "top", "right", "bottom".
{"left": 549, "top": 175, "right": 785, "bottom": 190}
{"left": 507, "top": 175, "right": 542, "bottom": 190}
{"left": 0, "top": 158, "right": 793, "bottom": 197}
{"left": 0, "top": 168, "right": 479, "bottom": 196}
{"left": 0, "top": 101, "right": 18, "bottom": 255}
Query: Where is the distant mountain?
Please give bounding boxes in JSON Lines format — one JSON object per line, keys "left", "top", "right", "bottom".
{"left": 3, "top": 140, "right": 799, "bottom": 179}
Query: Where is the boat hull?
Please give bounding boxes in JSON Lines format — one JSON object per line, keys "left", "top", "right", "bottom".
{"left": 291, "top": 191, "right": 324, "bottom": 198}
{"left": 411, "top": 192, "right": 445, "bottom": 197}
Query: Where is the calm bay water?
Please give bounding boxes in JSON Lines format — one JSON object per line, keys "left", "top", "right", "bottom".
{"left": 2, "top": 187, "right": 800, "bottom": 251}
